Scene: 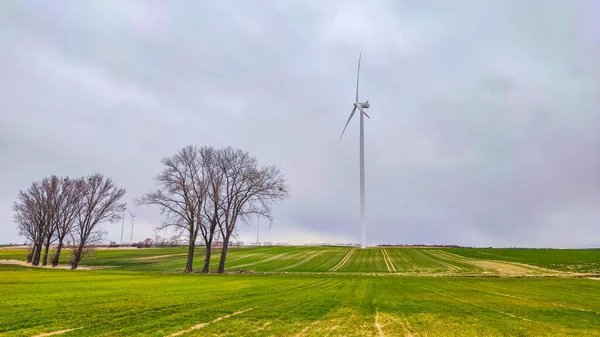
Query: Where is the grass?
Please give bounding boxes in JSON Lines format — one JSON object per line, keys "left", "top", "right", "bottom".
{"left": 444, "top": 248, "right": 600, "bottom": 274}
{"left": 2, "top": 246, "right": 600, "bottom": 336}
{"left": 3, "top": 246, "right": 600, "bottom": 276}
{"left": 1, "top": 266, "right": 600, "bottom": 336}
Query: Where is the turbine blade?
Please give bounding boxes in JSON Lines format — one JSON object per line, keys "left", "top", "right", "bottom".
{"left": 339, "top": 106, "right": 357, "bottom": 141}
{"left": 355, "top": 52, "right": 361, "bottom": 102}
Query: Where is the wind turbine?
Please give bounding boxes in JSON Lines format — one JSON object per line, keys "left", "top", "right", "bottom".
{"left": 129, "top": 210, "right": 137, "bottom": 243}
{"left": 339, "top": 52, "right": 370, "bottom": 249}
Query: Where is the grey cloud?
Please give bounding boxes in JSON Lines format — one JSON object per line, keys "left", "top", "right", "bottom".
{"left": 1, "top": 0, "right": 598, "bottom": 247}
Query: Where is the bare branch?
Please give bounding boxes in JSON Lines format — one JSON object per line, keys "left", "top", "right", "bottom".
{"left": 214, "top": 147, "right": 289, "bottom": 273}
{"left": 71, "top": 173, "right": 126, "bottom": 269}
{"left": 136, "top": 145, "right": 209, "bottom": 273}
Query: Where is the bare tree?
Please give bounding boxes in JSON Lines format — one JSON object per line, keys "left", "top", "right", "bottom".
{"left": 14, "top": 200, "right": 40, "bottom": 263}
{"left": 29, "top": 183, "right": 47, "bottom": 266}
{"left": 51, "top": 177, "right": 85, "bottom": 267}
{"left": 216, "top": 147, "right": 289, "bottom": 273}
{"left": 13, "top": 180, "right": 53, "bottom": 266}
{"left": 40, "top": 176, "right": 61, "bottom": 267}
{"left": 14, "top": 176, "right": 86, "bottom": 267}
{"left": 71, "top": 173, "right": 126, "bottom": 269}
{"left": 139, "top": 145, "right": 289, "bottom": 274}
{"left": 142, "top": 238, "right": 153, "bottom": 248}
{"left": 136, "top": 145, "right": 208, "bottom": 273}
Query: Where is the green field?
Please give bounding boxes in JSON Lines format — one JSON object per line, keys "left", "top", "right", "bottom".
{"left": 3, "top": 246, "right": 598, "bottom": 276}
{"left": 444, "top": 248, "right": 600, "bottom": 274}
{"left": 1, "top": 246, "right": 600, "bottom": 336}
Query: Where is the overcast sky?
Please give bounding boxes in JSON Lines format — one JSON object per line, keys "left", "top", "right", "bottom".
{"left": 1, "top": 0, "right": 598, "bottom": 248}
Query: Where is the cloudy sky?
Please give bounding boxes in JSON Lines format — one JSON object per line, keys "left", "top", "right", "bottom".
{"left": 1, "top": 0, "right": 598, "bottom": 248}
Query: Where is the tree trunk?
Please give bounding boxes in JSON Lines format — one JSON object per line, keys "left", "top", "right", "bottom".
{"left": 32, "top": 242, "right": 43, "bottom": 266}
{"left": 51, "top": 240, "right": 63, "bottom": 267}
{"left": 71, "top": 244, "right": 84, "bottom": 269}
{"left": 71, "top": 258, "right": 79, "bottom": 270}
{"left": 202, "top": 243, "right": 212, "bottom": 273}
{"left": 217, "top": 234, "right": 231, "bottom": 274}
{"left": 185, "top": 240, "right": 195, "bottom": 273}
{"left": 201, "top": 230, "right": 215, "bottom": 273}
{"left": 42, "top": 236, "right": 52, "bottom": 267}
{"left": 26, "top": 246, "right": 35, "bottom": 263}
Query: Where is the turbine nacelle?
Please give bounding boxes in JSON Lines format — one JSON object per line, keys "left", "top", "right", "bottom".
{"left": 353, "top": 101, "right": 370, "bottom": 119}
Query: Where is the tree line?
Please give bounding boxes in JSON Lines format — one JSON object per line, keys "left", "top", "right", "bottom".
{"left": 13, "top": 173, "right": 126, "bottom": 269}
{"left": 13, "top": 145, "right": 289, "bottom": 273}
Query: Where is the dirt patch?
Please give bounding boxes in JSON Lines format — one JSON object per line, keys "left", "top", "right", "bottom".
{"left": 375, "top": 310, "right": 384, "bottom": 336}
{"left": 589, "top": 278, "right": 600, "bottom": 280}
{"left": 32, "top": 327, "right": 82, "bottom": 337}
{"left": 429, "top": 250, "right": 561, "bottom": 276}
{"left": 252, "top": 322, "right": 271, "bottom": 332}
{"left": 0, "top": 259, "right": 109, "bottom": 270}
{"left": 417, "top": 250, "right": 462, "bottom": 272}
{"left": 166, "top": 308, "right": 253, "bottom": 337}
{"left": 467, "top": 260, "right": 555, "bottom": 276}
{"left": 382, "top": 313, "right": 414, "bottom": 337}
{"left": 294, "top": 320, "right": 319, "bottom": 337}
{"left": 315, "top": 309, "right": 358, "bottom": 336}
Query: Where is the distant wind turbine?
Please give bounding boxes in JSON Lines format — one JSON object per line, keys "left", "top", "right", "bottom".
{"left": 129, "top": 210, "right": 137, "bottom": 243}
{"left": 120, "top": 211, "right": 125, "bottom": 244}
{"left": 339, "top": 52, "right": 370, "bottom": 249}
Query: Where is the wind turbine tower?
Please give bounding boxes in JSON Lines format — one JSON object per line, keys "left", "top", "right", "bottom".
{"left": 120, "top": 212, "right": 125, "bottom": 244}
{"left": 339, "top": 52, "right": 371, "bottom": 249}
